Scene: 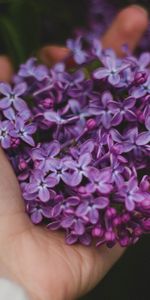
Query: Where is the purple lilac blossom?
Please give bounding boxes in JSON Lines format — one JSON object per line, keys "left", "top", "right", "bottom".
{"left": 0, "top": 37, "right": 149, "bottom": 248}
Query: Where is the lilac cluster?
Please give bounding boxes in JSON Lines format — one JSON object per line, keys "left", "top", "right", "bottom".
{"left": 87, "top": 0, "right": 150, "bottom": 52}
{"left": 0, "top": 41, "right": 150, "bottom": 248}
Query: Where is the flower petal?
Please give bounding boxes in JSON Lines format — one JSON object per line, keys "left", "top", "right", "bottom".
{"left": 31, "top": 210, "right": 43, "bottom": 224}
{"left": 136, "top": 132, "right": 150, "bottom": 146}
{"left": 39, "top": 187, "right": 50, "bottom": 202}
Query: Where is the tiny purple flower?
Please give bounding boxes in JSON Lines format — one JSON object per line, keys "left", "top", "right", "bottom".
{"left": 86, "top": 167, "right": 113, "bottom": 194}
{"left": 18, "top": 58, "right": 48, "bottom": 81}
{"left": 27, "top": 170, "right": 58, "bottom": 202}
{"left": 26, "top": 201, "right": 52, "bottom": 224}
{"left": 131, "top": 75, "right": 150, "bottom": 98}
{"left": 67, "top": 37, "right": 88, "bottom": 64}
{"left": 31, "top": 141, "right": 60, "bottom": 171}
{"left": 10, "top": 118, "right": 37, "bottom": 146}
{"left": 47, "top": 158, "right": 80, "bottom": 187}
{"left": 76, "top": 196, "right": 109, "bottom": 224}
{"left": 108, "top": 97, "right": 136, "bottom": 125}
{"left": 93, "top": 54, "right": 129, "bottom": 85}
{"left": 118, "top": 177, "right": 146, "bottom": 211}
{"left": 0, "top": 120, "right": 13, "bottom": 149}
{"left": 0, "top": 82, "right": 27, "bottom": 111}
{"left": 65, "top": 153, "right": 92, "bottom": 185}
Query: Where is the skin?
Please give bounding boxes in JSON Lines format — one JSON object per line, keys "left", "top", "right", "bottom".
{"left": 0, "top": 5, "right": 148, "bottom": 300}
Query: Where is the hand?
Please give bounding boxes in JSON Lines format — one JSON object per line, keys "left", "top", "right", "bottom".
{"left": 0, "top": 5, "right": 148, "bottom": 300}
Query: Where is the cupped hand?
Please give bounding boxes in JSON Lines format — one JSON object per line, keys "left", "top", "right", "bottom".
{"left": 0, "top": 5, "right": 148, "bottom": 300}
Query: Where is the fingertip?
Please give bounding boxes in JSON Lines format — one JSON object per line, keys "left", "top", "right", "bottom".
{"left": 0, "top": 56, "right": 13, "bottom": 82}
{"left": 117, "top": 5, "right": 148, "bottom": 40}
{"left": 102, "top": 5, "right": 149, "bottom": 56}
{"left": 39, "top": 46, "right": 70, "bottom": 66}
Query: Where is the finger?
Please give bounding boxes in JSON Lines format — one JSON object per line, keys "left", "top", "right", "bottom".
{"left": 39, "top": 45, "right": 70, "bottom": 66}
{"left": 0, "top": 56, "right": 13, "bottom": 82}
{"left": 0, "top": 148, "right": 31, "bottom": 240}
{"left": 102, "top": 5, "right": 149, "bottom": 56}
{"left": 39, "top": 5, "right": 148, "bottom": 65}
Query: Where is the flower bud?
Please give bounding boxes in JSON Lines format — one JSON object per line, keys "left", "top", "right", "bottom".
{"left": 86, "top": 118, "right": 96, "bottom": 130}
{"left": 19, "top": 159, "right": 27, "bottom": 171}
{"left": 134, "top": 71, "right": 147, "bottom": 85}
{"left": 11, "top": 138, "right": 20, "bottom": 148}
{"left": 105, "top": 207, "right": 116, "bottom": 219}
{"left": 142, "top": 218, "right": 150, "bottom": 231}
{"left": 105, "top": 230, "right": 115, "bottom": 242}
{"left": 43, "top": 98, "right": 54, "bottom": 109}
{"left": 92, "top": 226, "right": 104, "bottom": 237}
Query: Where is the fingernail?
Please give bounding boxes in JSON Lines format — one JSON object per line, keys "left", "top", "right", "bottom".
{"left": 130, "top": 5, "right": 148, "bottom": 17}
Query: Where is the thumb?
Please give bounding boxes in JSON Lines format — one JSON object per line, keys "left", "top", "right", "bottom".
{"left": 0, "top": 57, "right": 32, "bottom": 239}
{"left": 0, "top": 148, "right": 24, "bottom": 215}
{"left": 0, "top": 57, "right": 24, "bottom": 216}
{"left": 0, "top": 148, "right": 31, "bottom": 239}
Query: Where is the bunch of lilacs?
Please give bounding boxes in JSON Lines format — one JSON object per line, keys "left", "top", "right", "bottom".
{"left": 0, "top": 37, "right": 150, "bottom": 248}
{"left": 87, "top": 0, "right": 150, "bottom": 52}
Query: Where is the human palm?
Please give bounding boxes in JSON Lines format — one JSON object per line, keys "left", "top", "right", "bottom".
{"left": 0, "top": 5, "right": 148, "bottom": 300}
{"left": 0, "top": 147, "right": 123, "bottom": 300}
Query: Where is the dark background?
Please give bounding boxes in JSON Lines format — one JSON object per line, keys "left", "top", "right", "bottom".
{"left": 0, "top": 0, "right": 150, "bottom": 66}
{"left": 82, "top": 235, "right": 150, "bottom": 300}
{"left": 0, "top": 1, "right": 149, "bottom": 299}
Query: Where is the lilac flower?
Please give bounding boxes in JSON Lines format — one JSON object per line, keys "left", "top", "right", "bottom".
{"left": 10, "top": 118, "right": 37, "bottom": 146}
{"left": 18, "top": 58, "right": 48, "bottom": 81}
{"left": 65, "top": 232, "right": 92, "bottom": 246}
{"left": 61, "top": 214, "right": 87, "bottom": 236}
{"left": 93, "top": 55, "right": 129, "bottom": 85}
{"left": 44, "top": 110, "right": 79, "bottom": 126}
{"left": 91, "top": 38, "right": 102, "bottom": 59}
{"left": 70, "top": 139, "right": 95, "bottom": 160}
{"left": 50, "top": 196, "right": 80, "bottom": 218}
{"left": 111, "top": 127, "right": 150, "bottom": 154}
{"left": 0, "top": 120, "right": 13, "bottom": 149}
{"left": 109, "top": 155, "right": 126, "bottom": 186}
{"left": 27, "top": 170, "right": 58, "bottom": 202}
{"left": 0, "top": 82, "right": 27, "bottom": 111}
{"left": 58, "top": 70, "right": 85, "bottom": 90}
{"left": 68, "top": 80, "right": 95, "bottom": 102}
{"left": 65, "top": 153, "right": 92, "bottom": 185}
{"left": 90, "top": 91, "right": 114, "bottom": 128}
{"left": 76, "top": 196, "right": 109, "bottom": 224}
{"left": 116, "top": 67, "right": 134, "bottom": 88}
{"left": 47, "top": 158, "right": 80, "bottom": 187}
{"left": 118, "top": 177, "right": 146, "bottom": 211}
{"left": 130, "top": 52, "right": 150, "bottom": 72}
{"left": 86, "top": 167, "right": 113, "bottom": 194}
{"left": 26, "top": 201, "right": 52, "bottom": 224}
{"left": 67, "top": 37, "right": 88, "bottom": 64}
{"left": 68, "top": 99, "right": 93, "bottom": 127}
{"left": 31, "top": 141, "right": 60, "bottom": 170}
{"left": 131, "top": 75, "right": 150, "bottom": 98}
{"left": 108, "top": 97, "right": 136, "bottom": 125}
{"left": 95, "top": 128, "right": 108, "bottom": 159}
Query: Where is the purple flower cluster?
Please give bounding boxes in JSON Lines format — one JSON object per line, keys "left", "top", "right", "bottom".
{"left": 0, "top": 39, "right": 150, "bottom": 248}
